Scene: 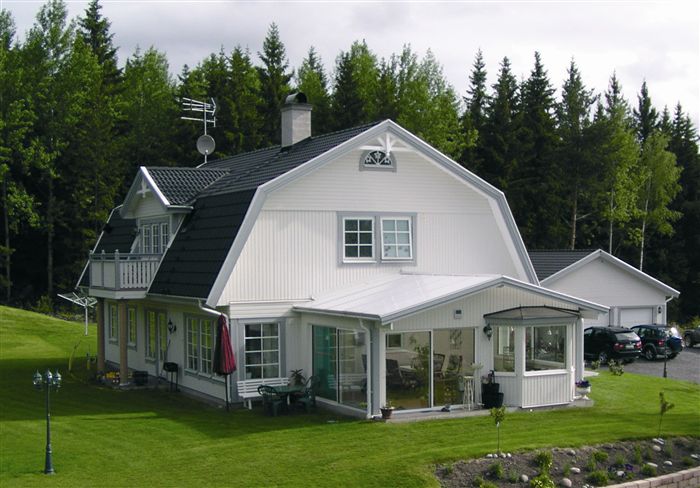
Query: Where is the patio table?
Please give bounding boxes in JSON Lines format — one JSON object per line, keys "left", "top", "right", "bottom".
{"left": 273, "top": 384, "right": 304, "bottom": 405}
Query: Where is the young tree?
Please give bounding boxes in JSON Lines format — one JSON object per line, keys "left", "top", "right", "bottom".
{"left": 633, "top": 131, "right": 681, "bottom": 270}
{"left": 257, "top": 23, "right": 291, "bottom": 146}
{"left": 296, "top": 46, "right": 332, "bottom": 135}
{"left": 556, "top": 59, "right": 597, "bottom": 249}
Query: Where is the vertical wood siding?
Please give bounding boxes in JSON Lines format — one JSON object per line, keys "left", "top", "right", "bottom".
{"left": 521, "top": 373, "right": 572, "bottom": 407}
{"left": 220, "top": 147, "right": 525, "bottom": 304}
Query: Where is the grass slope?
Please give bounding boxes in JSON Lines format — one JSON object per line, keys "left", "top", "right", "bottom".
{"left": 1, "top": 305, "right": 698, "bottom": 487}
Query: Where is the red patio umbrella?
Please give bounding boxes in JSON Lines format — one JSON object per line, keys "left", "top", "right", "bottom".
{"left": 213, "top": 314, "right": 236, "bottom": 410}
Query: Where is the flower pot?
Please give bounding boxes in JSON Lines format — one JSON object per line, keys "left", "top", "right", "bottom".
{"left": 576, "top": 386, "right": 591, "bottom": 400}
{"left": 380, "top": 407, "right": 394, "bottom": 420}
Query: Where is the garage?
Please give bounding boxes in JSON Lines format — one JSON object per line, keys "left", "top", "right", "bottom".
{"left": 619, "top": 307, "right": 654, "bottom": 327}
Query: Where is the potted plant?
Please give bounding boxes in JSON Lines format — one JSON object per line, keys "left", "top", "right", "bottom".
{"left": 289, "top": 369, "right": 306, "bottom": 386}
{"left": 380, "top": 401, "right": 395, "bottom": 420}
{"left": 575, "top": 379, "right": 591, "bottom": 400}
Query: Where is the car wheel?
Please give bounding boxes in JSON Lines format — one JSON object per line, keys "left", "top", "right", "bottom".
{"left": 684, "top": 335, "right": 694, "bottom": 347}
{"left": 669, "top": 353, "right": 678, "bottom": 359}
{"left": 598, "top": 351, "right": 608, "bottom": 364}
{"left": 644, "top": 346, "right": 657, "bottom": 360}
{"left": 623, "top": 358, "right": 635, "bottom": 364}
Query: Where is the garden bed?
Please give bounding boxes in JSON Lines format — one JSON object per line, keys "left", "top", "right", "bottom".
{"left": 436, "top": 437, "right": 700, "bottom": 487}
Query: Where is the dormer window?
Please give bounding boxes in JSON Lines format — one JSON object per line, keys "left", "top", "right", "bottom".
{"left": 360, "top": 150, "right": 395, "bottom": 171}
{"left": 140, "top": 220, "right": 169, "bottom": 254}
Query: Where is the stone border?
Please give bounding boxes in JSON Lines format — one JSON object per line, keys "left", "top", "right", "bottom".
{"left": 606, "top": 467, "right": 700, "bottom": 488}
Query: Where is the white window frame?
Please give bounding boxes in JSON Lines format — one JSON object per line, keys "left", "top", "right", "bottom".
{"left": 108, "top": 304, "right": 118, "bottom": 343}
{"left": 243, "top": 322, "right": 281, "bottom": 380}
{"left": 185, "top": 315, "right": 215, "bottom": 377}
{"left": 342, "top": 217, "right": 375, "bottom": 262}
{"left": 140, "top": 219, "right": 169, "bottom": 254}
{"left": 127, "top": 306, "right": 137, "bottom": 349}
{"left": 525, "top": 324, "right": 567, "bottom": 372}
{"left": 380, "top": 217, "right": 413, "bottom": 260}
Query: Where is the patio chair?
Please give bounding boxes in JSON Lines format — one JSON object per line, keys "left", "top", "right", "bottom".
{"left": 258, "top": 384, "right": 285, "bottom": 417}
{"left": 294, "top": 375, "right": 319, "bottom": 413}
{"left": 433, "top": 353, "right": 446, "bottom": 378}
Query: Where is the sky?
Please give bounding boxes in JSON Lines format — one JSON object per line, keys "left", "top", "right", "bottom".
{"left": 3, "top": 0, "right": 700, "bottom": 127}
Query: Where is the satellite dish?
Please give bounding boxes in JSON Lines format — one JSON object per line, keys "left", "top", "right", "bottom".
{"left": 197, "top": 134, "right": 216, "bottom": 155}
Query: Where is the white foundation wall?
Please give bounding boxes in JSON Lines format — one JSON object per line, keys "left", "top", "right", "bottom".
{"left": 219, "top": 147, "right": 523, "bottom": 304}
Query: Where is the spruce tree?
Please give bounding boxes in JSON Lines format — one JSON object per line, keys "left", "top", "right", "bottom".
{"left": 257, "top": 23, "right": 291, "bottom": 146}
{"left": 633, "top": 81, "right": 658, "bottom": 143}
{"left": 331, "top": 50, "right": 364, "bottom": 130}
{"left": 296, "top": 46, "right": 332, "bottom": 135}
{"left": 460, "top": 49, "right": 489, "bottom": 171}
{"left": 229, "top": 46, "right": 263, "bottom": 153}
{"left": 77, "top": 0, "right": 120, "bottom": 87}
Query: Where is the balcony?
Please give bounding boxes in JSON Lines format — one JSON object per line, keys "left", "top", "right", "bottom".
{"left": 89, "top": 251, "right": 162, "bottom": 296}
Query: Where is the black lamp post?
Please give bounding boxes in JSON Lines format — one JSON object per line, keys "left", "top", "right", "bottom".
{"left": 33, "top": 369, "right": 61, "bottom": 474}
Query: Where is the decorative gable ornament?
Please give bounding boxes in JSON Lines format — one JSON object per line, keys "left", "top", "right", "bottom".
{"left": 360, "top": 150, "right": 396, "bottom": 171}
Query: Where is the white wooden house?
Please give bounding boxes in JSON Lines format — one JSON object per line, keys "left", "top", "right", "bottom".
{"left": 80, "top": 94, "right": 607, "bottom": 417}
{"left": 529, "top": 249, "right": 679, "bottom": 327}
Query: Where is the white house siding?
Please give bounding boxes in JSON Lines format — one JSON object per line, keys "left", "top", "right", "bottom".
{"left": 220, "top": 147, "right": 523, "bottom": 304}
{"left": 130, "top": 191, "right": 165, "bottom": 219}
{"left": 102, "top": 299, "right": 226, "bottom": 401}
{"left": 544, "top": 258, "right": 667, "bottom": 326}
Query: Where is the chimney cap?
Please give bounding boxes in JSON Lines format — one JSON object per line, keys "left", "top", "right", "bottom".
{"left": 284, "top": 92, "right": 308, "bottom": 105}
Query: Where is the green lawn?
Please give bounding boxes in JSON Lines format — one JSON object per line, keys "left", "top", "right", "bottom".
{"left": 1, "top": 305, "right": 698, "bottom": 487}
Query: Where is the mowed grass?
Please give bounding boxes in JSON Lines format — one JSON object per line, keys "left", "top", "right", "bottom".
{"left": 1, "top": 305, "right": 698, "bottom": 487}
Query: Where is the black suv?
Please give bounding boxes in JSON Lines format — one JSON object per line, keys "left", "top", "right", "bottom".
{"left": 583, "top": 326, "right": 642, "bottom": 363}
{"left": 630, "top": 325, "right": 683, "bottom": 360}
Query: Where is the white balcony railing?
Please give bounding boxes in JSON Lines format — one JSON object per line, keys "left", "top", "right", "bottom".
{"left": 89, "top": 251, "right": 162, "bottom": 291}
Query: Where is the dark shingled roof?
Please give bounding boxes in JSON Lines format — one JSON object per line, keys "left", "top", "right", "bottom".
{"left": 149, "top": 123, "right": 379, "bottom": 298}
{"left": 199, "top": 122, "right": 378, "bottom": 196}
{"left": 528, "top": 249, "right": 596, "bottom": 281}
{"left": 149, "top": 190, "right": 255, "bottom": 298}
{"left": 78, "top": 208, "right": 137, "bottom": 287}
{"left": 147, "top": 167, "right": 228, "bottom": 205}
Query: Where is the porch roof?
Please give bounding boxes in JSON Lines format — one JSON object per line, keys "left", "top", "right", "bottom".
{"left": 294, "top": 273, "right": 608, "bottom": 325}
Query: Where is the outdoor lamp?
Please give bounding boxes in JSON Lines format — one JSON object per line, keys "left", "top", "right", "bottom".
{"left": 33, "top": 368, "right": 62, "bottom": 474}
{"left": 483, "top": 324, "right": 493, "bottom": 340}
{"left": 168, "top": 319, "right": 177, "bottom": 334}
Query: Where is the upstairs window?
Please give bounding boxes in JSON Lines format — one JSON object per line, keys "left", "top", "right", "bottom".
{"left": 141, "top": 220, "right": 169, "bottom": 254}
{"left": 361, "top": 150, "right": 395, "bottom": 171}
{"left": 381, "top": 218, "right": 413, "bottom": 260}
{"left": 343, "top": 218, "right": 374, "bottom": 261}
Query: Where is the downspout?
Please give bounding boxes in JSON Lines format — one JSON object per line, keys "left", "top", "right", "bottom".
{"left": 198, "top": 299, "right": 228, "bottom": 405}
{"left": 198, "top": 299, "right": 221, "bottom": 317}
{"left": 358, "top": 318, "right": 372, "bottom": 419}
{"left": 662, "top": 296, "right": 673, "bottom": 325}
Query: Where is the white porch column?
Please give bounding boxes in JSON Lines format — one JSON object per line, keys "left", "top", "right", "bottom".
{"left": 118, "top": 300, "right": 129, "bottom": 386}
{"left": 575, "top": 317, "right": 584, "bottom": 382}
{"left": 376, "top": 327, "right": 387, "bottom": 413}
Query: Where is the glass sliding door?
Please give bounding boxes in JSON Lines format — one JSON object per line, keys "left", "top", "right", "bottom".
{"left": 433, "top": 328, "right": 475, "bottom": 406}
{"left": 312, "top": 326, "right": 337, "bottom": 402}
{"left": 312, "top": 326, "right": 367, "bottom": 408}
{"left": 385, "top": 331, "right": 430, "bottom": 410}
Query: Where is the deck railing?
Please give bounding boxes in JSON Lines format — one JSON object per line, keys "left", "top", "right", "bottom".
{"left": 89, "top": 251, "right": 162, "bottom": 291}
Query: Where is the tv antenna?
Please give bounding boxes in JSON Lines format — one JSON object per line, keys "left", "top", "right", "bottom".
{"left": 181, "top": 97, "right": 217, "bottom": 163}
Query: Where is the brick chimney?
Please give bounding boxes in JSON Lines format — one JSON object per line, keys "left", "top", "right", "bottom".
{"left": 281, "top": 92, "right": 312, "bottom": 148}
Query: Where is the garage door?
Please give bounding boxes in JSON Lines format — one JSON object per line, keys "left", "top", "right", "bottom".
{"left": 619, "top": 307, "right": 654, "bottom": 327}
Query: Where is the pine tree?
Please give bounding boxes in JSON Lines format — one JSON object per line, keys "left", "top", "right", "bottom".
{"left": 460, "top": 49, "right": 489, "bottom": 171}
{"left": 479, "top": 57, "right": 519, "bottom": 191}
{"left": 77, "top": 0, "right": 120, "bottom": 87}
{"left": 512, "top": 52, "right": 562, "bottom": 248}
{"left": 633, "top": 81, "right": 658, "bottom": 143}
{"left": 296, "top": 46, "right": 332, "bottom": 135}
{"left": 556, "top": 59, "right": 596, "bottom": 249}
{"left": 331, "top": 50, "right": 365, "bottom": 130}
{"left": 229, "top": 46, "right": 263, "bottom": 153}
{"left": 257, "top": 23, "right": 291, "bottom": 146}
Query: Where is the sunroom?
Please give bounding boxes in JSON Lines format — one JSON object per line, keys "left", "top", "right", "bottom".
{"left": 294, "top": 273, "right": 607, "bottom": 418}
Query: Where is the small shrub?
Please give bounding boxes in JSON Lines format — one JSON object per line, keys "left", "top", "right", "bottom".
{"left": 592, "top": 450, "right": 609, "bottom": 463}
{"left": 663, "top": 443, "right": 674, "bottom": 457}
{"left": 534, "top": 450, "right": 553, "bottom": 474}
{"left": 442, "top": 463, "right": 454, "bottom": 475}
{"left": 643, "top": 447, "right": 654, "bottom": 461}
{"left": 590, "top": 360, "right": 600, "bottom": 370}
{"left": 658, "top": 392, "right": 675, "bottom": 438}
{"left": 529, "top": 473, "right": 555, "bottom": 488}
{"left": 473, "top": 475, "right": 498, "bottom": 488}
{"left": 682, "top": 456, "right": 694, "bottom": 467}
{"left": 33, "top": 295, "right": 54, "bottom": 315}
{"left": 608, "top": 359, "right": 624, "bottom": 375}
{"left": 507, "top": 469, "right": 519, "bottom": 483}
{"left": 586, "top": 470, "right": 609, "bottom": 486}
{"left": 585, "top": 457, "right": 597, "bottom": 472}
{"left": 487, "top": 461, "right": 504, "bottom": 479}
{"left": 614, "top": 454, "right": 625, "bottom": 467}
{"left": 633, "top": 444, "right": 643, "bottom": 464}
{"left": 641, "top": 464, "right": 657, "bottom": 477}
{"left": 562, "top": 462, "right": 571, "bottom": 477}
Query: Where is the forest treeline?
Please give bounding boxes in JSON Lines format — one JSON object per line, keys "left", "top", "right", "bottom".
{"left": 1, "top": 0, "right": 698, "bottom": 322}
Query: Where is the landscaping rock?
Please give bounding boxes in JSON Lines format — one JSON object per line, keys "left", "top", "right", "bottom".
{"left": 652, "top": 445, "right": 662, "bottom": 452}
{"left": 506, "top": 453, "right": 512, "bottom": 458}
{"left": 520, "top": 474, "right": 529, "bottom": 483}
{"left": 500, "top": 453, "right": 507, "bottom": 458}
{"left": 646, "top": 462, "right": 658, "bottom": 468}
{"left": 691, "top": 454, "right": 699, "bottom": 460}
{"left": 560, "top": 477, "right": 572, "bottom": 487}
{"left": 486, "top": 454, "right": 493, "bottom": 458}
{"left": 566, "top": 449, "right": 576, "bottom": 456}
{"left": 664, "top": 461, "right": 673, "bottom": 466}
{"left": 570, "top": 467, "right": 581, "bottom": 474}
{"left": 616, "top": 470, "right": 625, "bottom": 478}
{"left": 653, "top": 438, "right": 665, "bottom": 445}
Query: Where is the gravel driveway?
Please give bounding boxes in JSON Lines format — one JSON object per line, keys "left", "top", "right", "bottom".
{"left": 608, "top": 344, "right": 700, "bottom": 384}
